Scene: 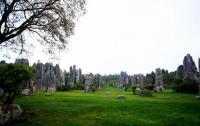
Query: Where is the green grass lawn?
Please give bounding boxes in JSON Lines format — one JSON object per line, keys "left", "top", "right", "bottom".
{"left": 9, "top": 88, "right": 200, "bottom": 126}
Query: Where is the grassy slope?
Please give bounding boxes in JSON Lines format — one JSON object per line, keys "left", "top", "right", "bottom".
{"left": 10, "top": 88, "right": 200, "bottom": 126}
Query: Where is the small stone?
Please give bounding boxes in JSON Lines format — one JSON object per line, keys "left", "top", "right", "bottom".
{"left": 0, "top": 104, "right": 22, "bottom": 125}
{"left": 45, "top": 93, "right": 52, "bottom": 96}
{"left": 106, "top": 92, "right": 111, "bottom": 95}
{"left": 11, "top": 104, "right": 22, "bottom": 120}
{"left": 21, "top": 89, "right": 29, "bottom": 96}
{"left": 196, "top": 96, "right": 200, "bottom": 100}
{"left": 116, "top": 95, "right": 126, "bottom": 99}
{"left": 0, "top": 110, "right": 10, "bottom": 125}
{"left": 135, "top": 88, "right": 142, "bottom": 95}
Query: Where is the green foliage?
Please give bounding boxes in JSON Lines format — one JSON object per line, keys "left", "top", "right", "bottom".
{"left": 64, "top": 71, "right": 70, "bottom": 86}
{"left": 90, "top": 84, "right": 96, "bottom": 93}
{"left": 162, "top": 70, "right": 176, "bottom": 85}
{"left": 101, "top": 74, "right": 119, "bottom": 87}
{"left": 56, "top": 85, "right": 71, "bottom": 92}
{"left": 139, "top": 89, "right": 153, "bottom": 97}
{"left": 144, "top": 84, "right": 154, "bottom": 90}
{"left": 172, "top": 78, "right": 198, "bottom": 93}
{"left": 0, "top": 64, "right": 35, "bottom": 108}
{"left": 132, "top": 86, "right": 136, "bottom": 94}
{"left": 56, "top": 84, "right": 84, "bottom": 92}
{"left": 75, "top": 84, "right": 84, "bottom": 90}
{"left": 145, "top": 71, "right": 155, "bottom": 84}
{"left": 173, "top": 77, "right": 183, "bottom": 84}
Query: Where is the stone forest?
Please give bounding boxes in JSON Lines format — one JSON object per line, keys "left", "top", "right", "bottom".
{"left": 0, "top": 1, "right": 200, "bottom": 125}
{"left": 0, "top": 54, "right": 200, "bottom": 126}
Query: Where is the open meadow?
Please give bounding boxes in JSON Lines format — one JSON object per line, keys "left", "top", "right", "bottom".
{"left": 9, "top": 88, "right": 200, "bottom": 126}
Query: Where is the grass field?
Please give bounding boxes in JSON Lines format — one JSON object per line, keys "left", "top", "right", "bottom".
{"left": 9, "top": 88, "right": 200, "bottom": 126}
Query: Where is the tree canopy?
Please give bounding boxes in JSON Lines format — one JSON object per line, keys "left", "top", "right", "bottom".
{"left": 0, "top": 64, "right": 35, "bottom": 110}
{"left": 0, "top": 0, "right": 86, "bottom": 54}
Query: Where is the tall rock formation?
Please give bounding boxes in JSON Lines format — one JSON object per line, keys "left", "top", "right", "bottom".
{"left": 33, "top": 61, "right": 65, "bottom": 91}
{"left": 32, "top": 62, "right": 45, "bottom": 90}
{"left": 176, "top": 54, "right": 199, "bottom": 83}
{"left": 154, "top": 68, "right": 164, "bottom": 92}
{"left": 199, "top": 58, "right": 200, "bottom": 93}
{"left": 94, "top": 73, "right": 102, "bottom": 89}
{"left": 183, "top": 54, "right": 198, "bottom": 81}
{"left": 176, "top": 65, "right": 184, "bottom": 79}
{"left": 129, "top": 74, "right": 144, "bottom": 88}
{"left": 130, "top": 75, "right": 137, "bottom": 87}
{"left": 15, "top": 59, "right": 29, "bottom": 66}
{"left": 118, "top": 71, "right": 129, "bottom": 89}
{"left": 136, "top": 74, "right": 144, "bottom": 88}
{"left": 118, "top": 72, "right": 144, "bottom": 90}
{"left": 84, "top": 73, "right": 93, "bottom": 92}
{"left": 69, "top": 65, "right": 84, "bottom": 87}
{"left": 76, "top": 68, "right": 82, "bottom": 84}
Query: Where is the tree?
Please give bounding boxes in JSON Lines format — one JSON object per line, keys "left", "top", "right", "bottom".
{"left": 0, "top": 0, "right": 86, "bottom": 54}
{"left": 0, "top": 64, "right": 35, "bottom": 111}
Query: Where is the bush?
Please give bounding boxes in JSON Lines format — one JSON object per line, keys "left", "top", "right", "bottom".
{"left": 172, "top": 79, "right": 198, "bottom": 93}
{"left": 0, "top": 64, "right": 35, "bottom": 111}
{"left": 56, "top": 85, "right": 70, "bottom": 91}
{"left": 144, "top": 84, "right": 154, "bottom": 90}
{"left": 90, "top": 84, "right": 96, "bottom": 93}
{"left": 74, "top": 84, "right": 84, "bottom": 90}
{"left": 139, "top": 89, "right": 153, "bottom": 97}
{"left": 132, "top": 86, "right": 136, "bottom": 94}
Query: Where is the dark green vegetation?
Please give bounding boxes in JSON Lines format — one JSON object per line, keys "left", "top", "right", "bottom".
{"left": 172, "top": 78, "right": 199, "bottom": 93}
{"left": 0, "top": 64, "right": 34, "bottom": 109}
{"left": 9, "top": 88, "right": 200, "bottom": 126}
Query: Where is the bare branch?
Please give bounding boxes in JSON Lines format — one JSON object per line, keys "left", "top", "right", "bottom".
{"left": 0, "top": 0, "right": 86, "bottom": 55}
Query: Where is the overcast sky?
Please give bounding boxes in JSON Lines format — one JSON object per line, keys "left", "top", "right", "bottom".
{"left": 1, "top": 0, "right": 200, "bottom": 75}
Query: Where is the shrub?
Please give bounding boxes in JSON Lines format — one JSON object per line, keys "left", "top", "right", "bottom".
{"left": 144, "top": 84, "right": 154, "bottom": 90}
{"left": 139, "top": 89, "right": 153, "bottom": 97}
{"left": 75, "top": 83, "right": 84, "bottom": 90}
{"left": 172, "top": 79, "right": 198, "bottom": 93}
{"left": 132, "top": 86, "right": 136, "bottom": 94}
{"left": 0, "top": 64, "right": 35, "bottom": 111}
{"left": 56, "top": 85, "right": 70, "bottom": 91}
{"left": 90, "top": 84, "right": 96, "bottom": 93}
{"left": 135, "top": 88, "right": 141, "bottom": 95}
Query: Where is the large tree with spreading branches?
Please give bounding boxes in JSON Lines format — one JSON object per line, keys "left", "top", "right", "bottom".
{"left": 0, "top": 0, "right": 86, "bottom": 54}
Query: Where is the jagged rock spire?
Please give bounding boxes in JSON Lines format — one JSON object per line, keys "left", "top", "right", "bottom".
{"left": 154, "top": 68, "right": 164, "bottom": 92}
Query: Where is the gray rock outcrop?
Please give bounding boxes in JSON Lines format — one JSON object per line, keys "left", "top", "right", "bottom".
{"left": 183, "top": 54, "right": 198, "bottom": 81}
{"left": 84, "top": 73, "right": 93, "bottom": 93}
{"left": 129, "top": 74, "right": 144, "bottom": 88}
{"left": 15, "top": 59, "right": 29, "bottom": 65}
{"left": 94, "top": 74, "right": 102, "bottom": 89}
{"left": 118, "top": 71, "right": 129, "bottom": 89}
{"left": 33, "top": 61, "right": 65, "bottom": 91}
{"left": 76, "top": 68, "right": 82, "bottom": 84}
{"left": 176, "top": 54, "right": 199, "bottom": 83}
{"left": 176, "top": 65, "right": 184, "bottom": 78}
{"left": 118, "top": 72, "right": 145, "bottom": 90}
{"left": 69, "top": 65, "right": 84, "bottom": 88}
{"left": 199, "top": 58, "right": 200, "bottom": 93}
{"left": 154, "top": 68, "right": 164, "bottom": 92}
